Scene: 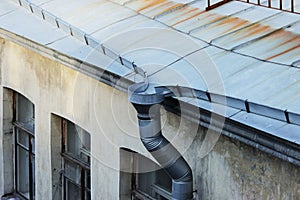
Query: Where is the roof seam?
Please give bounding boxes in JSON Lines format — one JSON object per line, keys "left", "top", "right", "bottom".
{"left": 148, "top": 45, "right": 209, "bottom": 76}
{"left": 0, "top": 2, "right": 20, "bottom": 17}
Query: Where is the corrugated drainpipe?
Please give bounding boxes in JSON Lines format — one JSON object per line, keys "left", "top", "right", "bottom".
{"left": 128, "top": 82, "right": 193, "bottom": 200}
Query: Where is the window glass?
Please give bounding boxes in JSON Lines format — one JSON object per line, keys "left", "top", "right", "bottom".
{"left": 64, "top": 160, "right": 81, "bottom": 185}
{"left": 86, "top": 171, "right": 91, "bottom": 190}
{"left": 32, "top": 156, "right": 35, "bottom": 200}
{"left": 66, "top": 123, "right": 90, "bottom": 163}
{"left": 66, "top": 180, "right": 81, "bottom": 200}
{"left": 17, "top": 146, "right": 30, "bottom": 198}
{"left": 17, "top": 129, "right": 29, "bottom": 148}
{"left": 62, "top": 119, "right": 91, "bottom": 200}
{"left": 17, "top": 94, "right": 34, "bottom": 131}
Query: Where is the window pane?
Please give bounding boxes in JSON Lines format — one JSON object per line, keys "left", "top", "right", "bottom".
{"left": 85, "top": 190, "right": 91, "bottom": 200}
{"left": 64, "top": 160, "right": 81, "bottom": 185}
{"left": 65, "top": 179, "right": 80, "bottom": 200}
{"left": 66, "top": 123, "right": 78, "bottom": 156}
{"left": 17, "top": 94, "right": 34, "bottom": 130}
{"left": 17, "top": 129, "right": 29, "bottom": 148}
{"left": 17, "top": 146, "right": 29, "bottom": 199}
{"left": 78, "top": 127, "right": 90, "bottom": 152}
{"left": 31, "top": 137, "right": 35, "bottom": 154}
{"left": 86, "top": 170, "right": 91, "bottom": 190}
{"left": 66, "top": 123, "right": 90, "bottom": 162}
{"left": 32, "top": 156, "right": 35, "bottom": 200}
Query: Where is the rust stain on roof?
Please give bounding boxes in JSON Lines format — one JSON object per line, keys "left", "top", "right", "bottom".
{"left": 275, "top": 33, "right": 300, "bottom": 48}
{"left": 241, "top": 24, "right": 273, "bottom": 38}
{"left": 151, "top": 2, "right": 183, "bottom": 17}
{"left": 140, "top": 1, "right": 173, "bottom": 13}
{"left": 136, "top": 0, "right": 167, "bottom": 12}
{"left": 217, "top": 17, "right": 250, "bottom": 33}
{"left": 266, "top": 43, "right": 300, "bottom": 60}
{"left": 171, "top": 9, "right": 204, "bottom": 26}
{"left": 264, "top": 31, "right": 300, "bottom": 60}
{"left": 214, "top": 17, "right": 248, "bottom": 27}
{"left": 175, "top": 12, "right": 226, "bottom": 31}
{"left": 120, "top": 0, "right": 300, "bottom": 65}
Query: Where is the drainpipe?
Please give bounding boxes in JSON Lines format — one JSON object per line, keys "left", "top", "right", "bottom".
{"left": 128, "top": 82, "right": 193, "bottom": 200}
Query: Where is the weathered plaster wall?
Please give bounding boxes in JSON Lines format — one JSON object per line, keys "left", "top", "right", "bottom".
{"left": 0, "top": 37, "right": 299, "bottom": 200}
{"left": 0, "top": 38, "right": 136, "bottom": 199}
{"left": 176, "top": 114, "right": 300, "bottom": 199}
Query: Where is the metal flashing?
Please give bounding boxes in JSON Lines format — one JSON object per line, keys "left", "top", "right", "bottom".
{"left": 273, "top": 124, "right": 300, "bottom": 145}
{"left": 189, "top": 98, "right": 241, "bottom": 118}
{"left": 248, "top": 102, "right": 287, "bottom": 122}
{"left": 56, "top": 18, "right": 70, "bottom": 35}
{"left": 42, "top": 10, "right": 58, "bottom": 27}
{"left": 20, "top": 0, "right": 33, "bottom": 12}
{"left": 30, "top": 3, "right": 44, "bottom": 18}
{"left": 120, "top": 57, "right": 134, "bottom": 69}
{"left": 85, "top": 35, "right": 103, "bottom": 52}
{"left": 102, "top": 44, "right": 120, "bottom": 61}
{"left": 210, "top": 93, "right": 246, "bottom": 111}
{"left": 230, "top": 111, "right": 286, "bottom": 134}
{"left": 69, "top": 26, "right": 86, "bottom": 44}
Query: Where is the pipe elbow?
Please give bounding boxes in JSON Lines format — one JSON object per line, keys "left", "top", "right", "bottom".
{"left": 129, "top": 84, "right": 193, "bottom": 200}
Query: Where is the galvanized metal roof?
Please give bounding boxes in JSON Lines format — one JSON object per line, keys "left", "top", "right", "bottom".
{"left": 1, "top": 0, "right": 300, "bottom": 146}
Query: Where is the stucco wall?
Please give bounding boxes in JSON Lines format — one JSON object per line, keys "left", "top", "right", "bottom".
{"left": 0, "top": 37, "right": 299, "bottom": 200}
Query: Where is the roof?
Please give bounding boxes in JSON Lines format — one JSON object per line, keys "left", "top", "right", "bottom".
{"left": 1, "top": 0, "right": 300, "bottom": 163}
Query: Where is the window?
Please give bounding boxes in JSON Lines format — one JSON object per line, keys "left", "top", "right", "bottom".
{"left": 119, "top": 148, "right": 172, "bottom": 200}
{"left": 13, "top": 93, "right": 35, "bottom": 200}
{"left": 61, "top": 119, "right": 91, "bottom": 200}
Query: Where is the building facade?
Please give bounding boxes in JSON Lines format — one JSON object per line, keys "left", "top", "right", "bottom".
{"left": 0, "top": 0, "right": 300, "bottom": 199}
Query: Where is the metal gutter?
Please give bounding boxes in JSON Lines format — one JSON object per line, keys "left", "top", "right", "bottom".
{"left": 163, "top": 97, "right": 300, "bottom": 166}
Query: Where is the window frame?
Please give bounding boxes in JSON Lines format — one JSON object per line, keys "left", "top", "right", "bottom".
{"left": 13, "top": 92, "right": 35, "bottom": 200}
{"left": 61, "top": 119, "right": 91, "bottom": 200}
